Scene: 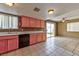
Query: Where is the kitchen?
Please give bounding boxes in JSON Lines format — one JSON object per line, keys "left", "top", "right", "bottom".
{"left": 0, "top": 8, "right": 46, "bottom": 54}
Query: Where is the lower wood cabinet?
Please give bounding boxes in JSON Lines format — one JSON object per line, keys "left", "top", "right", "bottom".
{"left": 42, "top": 33, "right": 46, "bottom": 41}
{"left": 30, "top": 33, "right": 46, "bottom": 45}
{"left": 0, "top": 36, "right": 18, "bottom": 54}
{"left": 0, "top": 40, "right": 7, "bottom": 54}
{"left": 30, "top": 34, "right": 37, "bottom": 45}
{"left": 8, "top": 38, "right": 18, "bottom": 51}
{"left": 37, "top": 33, "right": 43, "bottom": 43}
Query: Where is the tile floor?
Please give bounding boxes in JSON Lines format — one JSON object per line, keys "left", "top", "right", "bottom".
{"left": 1, "top": 36, "right": 79, "bottom": 56}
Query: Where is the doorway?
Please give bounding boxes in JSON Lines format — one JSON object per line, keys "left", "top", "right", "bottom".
{"left": 46, "top": 22, "right": 55, "bottom": 38}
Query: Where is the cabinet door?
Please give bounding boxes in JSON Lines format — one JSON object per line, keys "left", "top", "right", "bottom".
{"left": 36, "top": 20, "right": 41, "bottom": 28}
{"left": 8, "top": 38, "right": 18, "bottom": 51}
{"left": 42, "top": 33, "right": 46, "bottom": 41}
{"left": 40, "top": 20, "right": 45, "bottom": 28}
{"left": 29, "top": 18, "right": 36, "bottom": 27}
{"left": 30, "top": 34, "right": 36, "bottom": 45}
{"left": 21, "top": 16, "right": 30, "bottom": 27}
{"left": 37, "top": 33, "right": 43, "bottom": 43}
{"left": 0, "top": 40, "right": 7, "bottom": 54}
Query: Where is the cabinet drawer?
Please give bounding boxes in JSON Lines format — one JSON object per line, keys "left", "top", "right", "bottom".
{"left": 0, "top": 36, "right": 18, "bottom": 40}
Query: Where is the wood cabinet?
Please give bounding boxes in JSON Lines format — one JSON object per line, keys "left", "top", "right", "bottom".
{"left": 40, "top": 20, "right": 45, "bottom": 28}
{"left": 30, "top": 34, "right": 36, "bottom": 45}
{"left": 36, "top": 19, "right": 41, "bottom": 28}
{"left": 0, "top": 40, "right": 7, "bottom": 54}
{"left": 20, "top": 16, "right": 45, "bottom": 28}
{"left": 0, "top": 36, "right": 18, "bottom": 54}
{"left": 30, "top": 33, "right": 46, "bottom": 45}
{"left": 42, "top": 33, "right": 46, "bottom": 41}
{"left": 37, "top": 33, "right": 43, "bottom": 43}
{"left": 8, "top": 38, "right": 18, "bottom": 51}
{"left": 37, "top": 33, "right": 46, "bottom": 42}
{"left": 29, "top": 18, "right": 36, "bottom": 28}
{"left": 20, "top": 16, "right": 30, "bottom": 27}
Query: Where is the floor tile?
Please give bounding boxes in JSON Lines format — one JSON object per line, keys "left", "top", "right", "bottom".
{"left": 61, "top": 50, "right": 73, "bottom": 56}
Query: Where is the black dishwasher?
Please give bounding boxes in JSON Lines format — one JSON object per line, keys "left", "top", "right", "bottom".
{"left": 19, "top": 34, "right": 29, "bottom": 48}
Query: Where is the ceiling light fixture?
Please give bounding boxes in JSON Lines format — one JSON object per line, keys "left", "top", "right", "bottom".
{"left": 48, "top": 9, "right": 54, "bottom": 14}
{"left": 5, "top": 3, "right": 15, "bottom": 6}
{"left": 61, "top": 18, "right": 65, "bottom": 22}
{"left": 61, "top": 17, "right": 69, "bottom": 22}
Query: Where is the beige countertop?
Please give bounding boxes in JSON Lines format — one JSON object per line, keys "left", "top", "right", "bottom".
{"left": 0, "top": 31, "right": 45, "bottom": 36}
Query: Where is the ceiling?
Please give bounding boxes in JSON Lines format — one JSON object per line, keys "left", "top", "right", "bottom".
{"left": 1, "top": 3, "right": 79, "bottom": 21}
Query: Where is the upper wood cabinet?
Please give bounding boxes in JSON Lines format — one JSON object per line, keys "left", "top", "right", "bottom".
{"left": 20, "top": 16, "right": 30, "bottom": 27}
{"left": 40, "top": 20, "right": 45, "bottom": 28}
{"left": 36, "top": 19, "right": 41, "bottom": 28}
{"left": 29, "top": 17, "right": 36, "bottom": 28}
{"left": 20, "top": 16, "right": 45, "bottom": 28}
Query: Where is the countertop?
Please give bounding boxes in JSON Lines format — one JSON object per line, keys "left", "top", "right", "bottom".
{"left": 0, "top": 31, "right": 45, "bottom": 36}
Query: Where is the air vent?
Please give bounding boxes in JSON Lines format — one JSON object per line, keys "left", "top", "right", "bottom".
{"left": 33, "top": 7, "right": 40, "bottom": 12}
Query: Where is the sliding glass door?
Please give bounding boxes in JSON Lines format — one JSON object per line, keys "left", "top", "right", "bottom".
{"left": 46, "top": 22, "right": 55, "bottom": 38}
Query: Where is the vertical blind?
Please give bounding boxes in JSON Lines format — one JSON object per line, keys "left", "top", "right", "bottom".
{"left": 0, "top": 13, "right": 18, "bottom": 29}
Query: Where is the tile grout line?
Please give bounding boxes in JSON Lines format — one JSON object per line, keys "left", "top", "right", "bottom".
{"left": 72, "top": 42, "right": 79, "bottom": 56}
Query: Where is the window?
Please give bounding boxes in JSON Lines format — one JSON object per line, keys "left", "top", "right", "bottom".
{"left": 67, "top": 22, "right": 79, "bottom": 32}
{"left": 0, "top": 13, "right": 18, "bottom": 29}
{"left": 46, "top": 22, "right": 55, "bottom": 38}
